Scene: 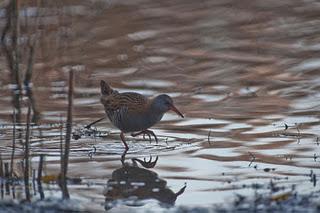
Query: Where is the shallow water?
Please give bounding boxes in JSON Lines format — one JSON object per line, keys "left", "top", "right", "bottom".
{"left": 0, "top": 0, "right": 320, "bottom": 212}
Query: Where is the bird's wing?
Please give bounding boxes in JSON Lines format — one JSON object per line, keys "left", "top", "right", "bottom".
{"left": 101, "top": 92, "right": 149, "bottom": 113}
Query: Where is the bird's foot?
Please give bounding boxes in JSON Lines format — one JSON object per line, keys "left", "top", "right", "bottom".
{"left": 131, "top": 129, "right": 158, "bottom": 144}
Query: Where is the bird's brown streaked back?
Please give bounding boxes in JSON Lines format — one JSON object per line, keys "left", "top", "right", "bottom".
{"left": 101, "top": 92, "right": 150, "bottom": 113}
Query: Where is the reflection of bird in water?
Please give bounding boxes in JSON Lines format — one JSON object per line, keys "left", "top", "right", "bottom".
{"left": 104, "top": 151, "right": 186, "bottom": 210}
{"left": 100, "top": 80, "right": 184, "bottom": 150}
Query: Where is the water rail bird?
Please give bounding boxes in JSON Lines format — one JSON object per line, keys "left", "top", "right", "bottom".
{"left": 100, "top": 80, "right": 184, "bottom": 150}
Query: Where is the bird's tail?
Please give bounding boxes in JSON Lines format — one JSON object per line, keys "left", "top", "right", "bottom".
{"left": 100, "top": 80, "right": 116, "bottom": 95}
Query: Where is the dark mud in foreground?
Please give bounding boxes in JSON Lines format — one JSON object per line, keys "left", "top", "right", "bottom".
{"left": 1, "top": 0, "right": 320, "bottom": 212}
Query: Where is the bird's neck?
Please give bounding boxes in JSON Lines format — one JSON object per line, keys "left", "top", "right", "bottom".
{"left": 148, "top": 101, "right": 165, "bottom": 123}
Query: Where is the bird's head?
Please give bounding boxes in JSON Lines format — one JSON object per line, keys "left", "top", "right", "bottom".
{"left": 152, "top": 94, "right": 184, "bottom": 118}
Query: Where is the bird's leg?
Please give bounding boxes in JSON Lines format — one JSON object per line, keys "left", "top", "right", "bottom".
{"left": 120, "top": 132, "right": 129, "bottom": 150}
{"left": 121, "top": 149, "right": 128, "bottom": 166}
{"left": 131, "top": 129, "right": 158, "bottom": 144}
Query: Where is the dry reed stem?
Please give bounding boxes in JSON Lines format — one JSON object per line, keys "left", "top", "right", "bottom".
{"left": 60, "top": 69, "right": 74, "bottom": 199}
{"left": 10, "top": 108, "right": 16, "bottom": 177}
{"left": 37, "top": 154, "right": 44, "bottom": 183}
{"left": 24, "top": 103, "right": 31, "bottom": 201}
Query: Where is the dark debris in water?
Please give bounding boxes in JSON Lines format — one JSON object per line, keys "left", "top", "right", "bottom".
{"left": 0, "top": 198, "right": 84, "bottom": 213}
{"left": 263, "top": 168, "right": 276, "bottom": 172}
{"left": 173, "top": 187, "right": 320, "bottom": 213}
{"left": 72, "top": 126, "right": 109, "bottom": 140}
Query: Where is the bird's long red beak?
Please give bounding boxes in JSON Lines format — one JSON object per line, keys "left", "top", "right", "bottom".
{"left": 170, "top": 105, "right": 184, "bottom": 118}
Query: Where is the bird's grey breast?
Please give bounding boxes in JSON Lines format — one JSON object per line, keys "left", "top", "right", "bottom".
{"left": 107, "top": 107, "right": 164, "bottom": 132}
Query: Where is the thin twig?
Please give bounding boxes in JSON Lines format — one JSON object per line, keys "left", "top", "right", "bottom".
{"left": 63, "top": 69, "right": 74, "bottom": 177}
{"left": 85, "top": 117, "right": 105, "bottom": 129}
{"left": 296, "top": 124, "right": 300, "bottom": 136}
{"left": 59, "top": 115, "right": 63, "bottom": 171}
{"left": 24, "top": 103, "right": 31, "bottom": 202}
{"left": 296, "top": 123, "right": 301, "bottom": 144}
{"left": 38, "top": 180, "right": 44, "bottom": 200}
{"left": 4, "top": 162, "right": 10, "bottom": 194}
{"left": 10, "top": 108, "right": 16, "bottom": 177}
{"left": 32, "top": 169, "right": 36, "bottom": 196}
{"left": 4, "top": 163, "right": 9, "bottom": 179}
{"left": 0, "top": 154, "right": 3, "bottom": 178}
{"left": 61, "top": 69, "right": 74, "bottom": 199}
{"left": 248, "top": 152, "right": 256, "bottom": 167}
{"left": 37, "top": 154, "right": 44, "bottom": 183}
{"left": 208, "top": 130, "right": 212, "bottom": 145}
{"left": 312, "top": 174, "right": 317, "bottom": 187}
{"left": 88, "top": 146, "right": 97, "bottom": 159}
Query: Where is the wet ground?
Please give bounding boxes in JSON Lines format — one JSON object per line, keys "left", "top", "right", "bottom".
{"left": 0, "top": 0, "right": 320, "bottom": 212}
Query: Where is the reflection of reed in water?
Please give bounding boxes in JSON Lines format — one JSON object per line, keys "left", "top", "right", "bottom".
{"left": 0, "top": 156, "right": 45, "bottom": 202}
{"left": 1, "top": 0, "right": 40, "bottom": 124}
{"left": 104, "top": 151, "right": 186, "bottom": 210}
{"left": 0, "top": 103, "right": 36, "bottom": 202}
